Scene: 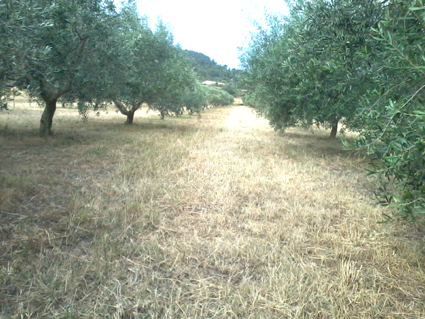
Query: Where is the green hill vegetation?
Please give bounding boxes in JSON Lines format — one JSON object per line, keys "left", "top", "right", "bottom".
{"left": 185, "top": 50, "right": 242, "bottom": 84}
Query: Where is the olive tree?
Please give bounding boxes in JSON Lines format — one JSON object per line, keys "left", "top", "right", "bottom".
{"left": 98, "top": 4, "right": 198, "bottom": 124}
{"left": 9, "top": 0, "right": 117, "bottom": 135}
{"left": 241, "top": 0, "right": 383, "bottom": 137}
{"left": 146, "top": 26, "right": 201, "bottom": 120}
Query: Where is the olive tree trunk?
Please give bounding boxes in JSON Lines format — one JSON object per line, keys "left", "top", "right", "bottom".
{"left": 126, "top": 109, "right": 136, "bottom": 124}
{"left": 39, "top": 80, "right": 71, "bottom": 136}
{"left": 330, "top": 118, "right": 340, "bottom": 139}
{"left": 40, "top": 99, "right": 57, "bottom": 136}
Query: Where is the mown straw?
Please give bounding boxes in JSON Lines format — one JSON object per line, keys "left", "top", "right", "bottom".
{"left": 0, "top": 99, "right": 424, "bottom": 318}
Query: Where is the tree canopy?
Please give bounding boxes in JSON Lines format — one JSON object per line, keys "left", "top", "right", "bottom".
{"left": 241, "top": 0, "right": 383, "bottom": 137}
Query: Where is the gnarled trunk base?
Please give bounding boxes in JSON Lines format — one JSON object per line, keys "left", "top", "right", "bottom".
{"left": 113, "top": 99, "right": 142, "bottom": 125}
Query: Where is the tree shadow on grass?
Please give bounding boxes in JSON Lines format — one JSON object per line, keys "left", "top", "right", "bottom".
{"left": 0, "top": 118, "right": 199, "bottom": 148}
{"left": 280, "top": 128, "right": 363, "bottom": 162}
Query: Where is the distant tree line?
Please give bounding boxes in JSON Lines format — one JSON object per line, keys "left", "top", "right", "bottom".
{"left": 241, "top": 0, "right": 425, "bottom": 222}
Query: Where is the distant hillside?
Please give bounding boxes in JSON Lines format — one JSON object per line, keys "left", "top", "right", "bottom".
{"left": 185, "top": 50, "right": 242, "bottom": 84}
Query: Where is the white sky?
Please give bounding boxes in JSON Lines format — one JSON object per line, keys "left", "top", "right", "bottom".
{"left": 136, "top": 0, "right": 289, "bottom": 69}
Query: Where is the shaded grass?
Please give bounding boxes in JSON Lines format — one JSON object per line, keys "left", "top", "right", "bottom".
{"left": 0, "top": 105, "right": 424, "bottom": 318}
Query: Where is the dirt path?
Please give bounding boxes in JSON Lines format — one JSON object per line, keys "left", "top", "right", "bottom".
{"left": 140, "top": 105, "right": 425, "bottom": 318}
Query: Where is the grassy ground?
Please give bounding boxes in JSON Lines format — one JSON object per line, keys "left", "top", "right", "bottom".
{"left": 0, "top": 99, "right": 424, "bottom": 318}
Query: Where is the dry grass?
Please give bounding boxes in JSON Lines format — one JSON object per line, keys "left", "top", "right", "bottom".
{"left": 0, "top": 100, "right": 424, "bottom": 318}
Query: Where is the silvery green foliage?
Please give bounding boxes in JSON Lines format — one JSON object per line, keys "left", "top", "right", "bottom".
{"left": 241, "top": 0, "right": 383, "bottom": 137}
{"left": 95, "top": 5, "right": 200, "bottom": 123}
{"left": 353, "top": 0, "right": 425, "bottom": 222}
{"left": 0, "top": 1, "right": 52, "bottom": 92}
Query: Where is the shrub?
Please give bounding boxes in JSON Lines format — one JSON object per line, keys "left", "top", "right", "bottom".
{"left": 203, "top": 86, "right": 234, "bottom": 106}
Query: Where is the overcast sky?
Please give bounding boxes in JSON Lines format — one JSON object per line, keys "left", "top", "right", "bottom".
{"left": 135, "top": 0, "right": 289, "bottom": 69}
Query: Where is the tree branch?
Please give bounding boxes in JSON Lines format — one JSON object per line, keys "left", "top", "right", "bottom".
{"left": 113, "top": 99, "right": 129, "bottom": 115}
